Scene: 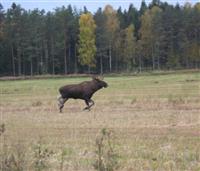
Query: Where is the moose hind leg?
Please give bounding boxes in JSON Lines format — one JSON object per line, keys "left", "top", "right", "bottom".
{"left": 89, "top": 99, "right": 94, "bottom": 109}
{"left": 57, "top": 96, "right": 64, "bottom": 112}
{"left": 57, "top": 96, "right": 67, "bottom": 113}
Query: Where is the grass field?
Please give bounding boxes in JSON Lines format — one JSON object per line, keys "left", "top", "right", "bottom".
{"left": 0, "top": 72, "right": 200, "bottom": 171}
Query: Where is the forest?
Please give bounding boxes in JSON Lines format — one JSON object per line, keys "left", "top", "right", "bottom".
{"left": 0, "top": 0, "right": 200, "bottom": 76}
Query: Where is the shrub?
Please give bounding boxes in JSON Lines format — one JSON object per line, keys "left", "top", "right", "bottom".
{"left": 93, "top": 128, "right": 120, "bottom": 171}
{"left": 33, "top": 139, "right": 53, "bottom": 171}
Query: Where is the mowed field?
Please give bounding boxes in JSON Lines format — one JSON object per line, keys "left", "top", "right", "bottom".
{"left": 0, "top": 72, "right": 200, "bottom": 171}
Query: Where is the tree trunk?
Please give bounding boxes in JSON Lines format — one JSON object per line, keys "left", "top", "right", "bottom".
{"left": 126, "top": 63, "right": 129, "bottom": 72}
{"left": 51, "top": 37, "right": 55, "bottom": 75}
{"left": 64, "top": 32, "right": 67, "bottom": 74}
{"left": 109, "top": 43, "right": 112, "bottom": 72}
{"left": 30, "top": 58, "right": 33, "bottom": 76}
{"left": 139, "top": 56, "right": 142, "bottom": 73}
{"left": 74, "top": 45, "right": 77, "bottom": 73}
{"left": 152, "top": 45, "right": 155, "bottom": 70}
{"left": 132, "top": 58, "right": 135, "bottom": 71}
{"left": 40, "top": 42, "right": 44, "bottom": 75}
{"left": 17, "top": 47, "right": 21, "bottom": 76}
{"left": 68, "top": 43, "right": 71, "bottom": 73}
{"left": 152, "top": 56, "right": 155, "bottom": 70}
{"left": 156, "top": 43, "right": 160, "bottom": 70}
{"left": 11, "top": 44, "right": 15, "bottom": 76}
{"left": 185, "top": 55, "right": 189, "bottom": 69}
{"left": 115, "top": 52, "right": 118, "bottom": 72}
{"left": 44, "top": 40, "right": 49, "bottom": 74}
{"left": 36, "top": 46, "right": 40, "bottom": 75}
{"left": 22, "top": 50, "right": 25, "bottom": 75}
{"left": 157, "top": 56, "right": 160, "bottom": 70}
{"left": 40, "top": 53, "right": 43, "bottom": 75}
{"left": 100, "top": 55, "right": 103, "bottom": 75}
{"left": 195, "top": 61, "right": 198, "bottom": 69}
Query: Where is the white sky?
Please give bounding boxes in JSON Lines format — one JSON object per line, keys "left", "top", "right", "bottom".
{"left": 2, "top": 0, "right": 200, "bottom": 12}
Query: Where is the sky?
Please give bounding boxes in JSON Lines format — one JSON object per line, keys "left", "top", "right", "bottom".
{"left": 1, "top": 0, "right": 200, "bottom": 13}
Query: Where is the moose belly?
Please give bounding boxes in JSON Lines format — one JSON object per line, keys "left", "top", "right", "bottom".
{"left": 65, "top": 91, "right": 85, "bottom": 99}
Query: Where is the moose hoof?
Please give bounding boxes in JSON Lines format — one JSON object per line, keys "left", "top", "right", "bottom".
{"left": 83, "top": 107, "right": 87, "bottom": 111}
{"left": 83, "top": 107, "right": 90, "bottom": 111}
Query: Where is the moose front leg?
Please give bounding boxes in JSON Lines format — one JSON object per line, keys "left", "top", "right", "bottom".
{"left": 89, "top": 99, "right": 94, "bottom": 108}
{"left": 83, "top": 100, "right": 90, "bottom": 111}
{"left": 83, "top": 99, "right": 95, "bottom": 111}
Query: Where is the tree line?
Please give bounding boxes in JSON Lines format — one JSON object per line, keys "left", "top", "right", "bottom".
{"left": 0, "top": 0, "right": 200, "bottom": 76}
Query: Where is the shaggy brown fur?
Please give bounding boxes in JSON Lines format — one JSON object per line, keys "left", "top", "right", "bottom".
{"left": 57, "top": 77, "right": 108, "bottom": 112}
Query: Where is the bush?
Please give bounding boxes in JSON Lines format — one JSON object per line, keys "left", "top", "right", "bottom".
{"left": 33, "top": 139, "right": 54, "bottom": 171}
{"left": 93, "top": 128, "right": 120, "bottom": 171}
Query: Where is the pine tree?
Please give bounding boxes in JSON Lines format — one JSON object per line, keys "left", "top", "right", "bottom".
{"left": 94, "top": 8, "right": 108, "bottom": 74}
{"left": 139, "top": 6, "right": 162, "bottom": 70}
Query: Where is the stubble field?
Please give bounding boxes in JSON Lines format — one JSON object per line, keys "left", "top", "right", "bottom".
{"left": 0, "top": 72, "right": 200, "bottom": 170}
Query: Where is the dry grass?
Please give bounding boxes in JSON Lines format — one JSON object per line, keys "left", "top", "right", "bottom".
{"left": 0, "top": 72, "right": 200, "bottom": 170}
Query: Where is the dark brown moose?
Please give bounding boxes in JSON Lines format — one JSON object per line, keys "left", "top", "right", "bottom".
{"left": 57, "top": 77, "right": 108, "bottom": 112}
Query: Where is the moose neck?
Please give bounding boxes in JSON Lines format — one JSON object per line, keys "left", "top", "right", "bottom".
{"left": 91, "top": 80, "right": 103, "bottom": 92}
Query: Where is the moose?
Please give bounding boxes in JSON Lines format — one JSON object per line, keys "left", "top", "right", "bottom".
{"left": 57, "top": 76, "right": 108, "bottom": 112}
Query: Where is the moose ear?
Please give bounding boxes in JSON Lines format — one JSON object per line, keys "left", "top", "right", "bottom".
{"left": 92, "top": 76, "right": 98, "bottom": 81}
{"left": 92, "top": 75, "right": 104, "bottom": 81}
{"left": 92, "top": 75, "right": 96, "bottom": 80}
{"left": 99, "top": 75, "right": 104, "bottom": 80}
